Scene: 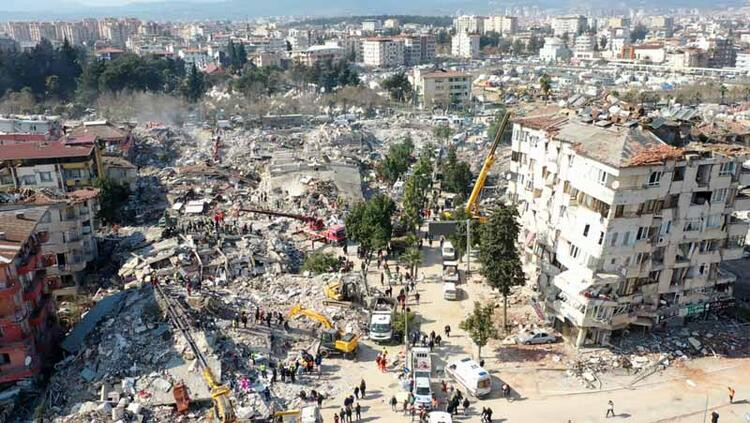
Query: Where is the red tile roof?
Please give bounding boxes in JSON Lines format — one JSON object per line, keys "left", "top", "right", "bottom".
{"left": 0, "top": 134, "right": 51, "bottom": 143}
{"left": 0, "top": 141, "right": 94, "bottom": 161}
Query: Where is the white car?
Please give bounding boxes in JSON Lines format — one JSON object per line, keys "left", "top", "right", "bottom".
{"left": 413, "top": 377, "right": 433, "bottom": 409}
{"left": 517, "top": 329, "right": 557, "bottom": 345}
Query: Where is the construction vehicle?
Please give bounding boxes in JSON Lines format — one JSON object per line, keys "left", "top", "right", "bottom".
{"left": 465, "top": 111, "right": 512, "bottom": 221}
{"left": 323, "top": 273, "right": 362, "bottom": 303}
{"left": 240, "top": 208, "right": 346, "bottom": 244}
{"left": 287, "top": 304, "right": 359, "bottom": 359}
{"left": 154, "top": 284, "right": 235, "bottom": 422}
{"left": 272, "top": 406, "right": 323, "bottom": 423}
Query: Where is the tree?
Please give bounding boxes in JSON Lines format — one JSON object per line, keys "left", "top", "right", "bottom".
{"left": 539, "top": 73, "right": 552, "bottom": 98}
{"left": 95, "top": 178, "right": 132, "bottom": 225}
{"left": 393, "top": 310, "right": 416, "bottom": 340}
{"left": 512, "top": 39, "right": 525, "bottom": 55}
{"left": 441, "top": 147, "right": 473, "bottom": 197}
{"left": 630, "top": 24, "right": 648, "bottom": 43}
{"left": 377, "top": 137, "right": 414, "bottom": 183}
{"left": 433, "top": 124, "right": 453, "bottom": 145}
{"left": 181, "top": 64, "right": 206, "bottom": 102}
{"left": 401, "top": 246, "right": 422, "bottom": 282}
{"left": 302, "top": 251, "right": 339, "bottom": 274}
{"left": 459, "top": 302, "right": 497, "bottom": 358}
{"left": 719, "top": 84, "right": 728, "bottom": 104}
{"left": 486, "top": 109, "right": 507, "bottom": 140}
{"left": 345, "top": 194, "right": 397, "bottom": 260}
{"left": 382, "top": 72, "right": 412, "bottom": 102}
{"left": 478, "top": 207, "right": 525, "bottom": 333}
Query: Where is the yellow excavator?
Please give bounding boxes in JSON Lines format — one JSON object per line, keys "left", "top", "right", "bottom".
{"left": 288, "top": 304, "right": 359, "bottom": 359}
{"left": 323, "top": 275, "right": 360, "bottom": 303}
{"left": 465, "top": 111, "right": 512, "bottom": 221}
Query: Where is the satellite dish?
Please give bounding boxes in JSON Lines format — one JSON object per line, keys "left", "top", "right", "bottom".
{"left": 611, "top": 181, "right": 620, "bottom": 189}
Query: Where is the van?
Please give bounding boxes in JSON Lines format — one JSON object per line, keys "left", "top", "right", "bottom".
{"left": 428, "top": 411, "right": 452, "bottom": 423}
{"left": 441, "top": 241, "right": 456, "bottom": 261}
{"left": 413, "top": 377, "right": 433, "bottom": 409}
{"left": 443, "top": 282, "right": 458, "bottom": 301}
{"left": 369, "top": 312, "right": 393, "bottom": 343}
{"left": 445, "top": 357, "right": 492, "bottom": 398}
{"left": 409, "top": 346, "right": 432, "bottom": 379}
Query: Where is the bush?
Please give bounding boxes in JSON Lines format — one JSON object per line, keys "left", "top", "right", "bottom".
{"left": 302, "top": 251, "right": 339, "bottom": 274}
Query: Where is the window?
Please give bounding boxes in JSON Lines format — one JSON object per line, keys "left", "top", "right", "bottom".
{"left": 719, "top": 162, "right": 736, "bottom": 177}
{"left": 636, "top": 226, "right": 650, "bottom": 240}
{"left": 0, "top": 175, "right": 12, "bottom": 185}
{"left": 672, "top": 166, "right": 685, "bottom": 181}
{"left": 610, "top": 232, "right": 619, "bottom": 246}
{"left": 598, "top": 232, "right": 604, "bottom": 245}
{"left": 597, "top": 169, "right": 607, "bottom": 186}
{"left": 647, "top": 171, "right": 663, "bottom": 186}
{"left": 623, "top": 231, "right": 631, "bottom": 246}
{"left": 706, "top": 214, "right": 722, "bottom": 229}
{"left": 659, "top": 220, "right": 671, "bottom": 235}
{"left": 66, "top": 169, "right": 82, "bottom": 178}
{"left": 712, "top": 188, "right": 728, "bottom": 204}
{"left": 569, "top": 244, "right": 580, "bottom": 258}
{"left": 21, "top": 175, "right": 36, "bottom": 186}
{"left": 614, "top": 205, "right": 625, "bottom": 218}
{"left": 684, "top": 218, "right": 701, "bottom": 232}
{"left": 38, "top": 172, "right": 52, "bottom": 182}
{"left": 559, "top": 206, "right": 567, "bottom": 217}
{"left": 583, "top": 224, "right": 590, "bottom": 237}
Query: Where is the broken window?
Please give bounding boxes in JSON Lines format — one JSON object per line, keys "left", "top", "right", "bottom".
{"left": 691, "top": 191, "right": 712, "bottom": 205}
{"left": 719, "top": 162, "right": 736, "bottom": 177}
{"left": 672, "top": 166, "right": 685, "bottom": 181}
{"left": 696, "top": 164, "right": 711, "bottom": 185}
{"left": 664, "top": 194, "right": 680, "bottom": 209}
{"left": 647, "top": 171, "right": 663, "bottom": 186}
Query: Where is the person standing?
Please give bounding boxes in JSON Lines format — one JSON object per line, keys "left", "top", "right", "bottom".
{"left": 345, "top": 406, "right": 352, "bottom": 423}
{"left": 354, "top": 386, "right": 360, "bottom": 399}
{"left": 728, "top": 386, "right": 736, "bottom": 403}
{"left": 240, "top": 311, "right": 248, "bottom": 328}
{"left": 444, "top": 324, "right": 451, "bottom": 337}
{"left": 360, "top": 379, "right": 367, "bottom": 398}
{"left": 711, "top": 411, "right": 719, "bottom": 423}
{"left": 462, "top": 397, "right": 470, "bottom": 415}
{"left": 339, "top": 409, "right": 346, "bottom": 423}
{"left": 355, "top": 402, "right": 362, "bottom": 421}
{"left": 606, "top": 400, "right": 615, "bottom": 418}
{"left": 390, "top": 395, "right": 398, "bottom": 411}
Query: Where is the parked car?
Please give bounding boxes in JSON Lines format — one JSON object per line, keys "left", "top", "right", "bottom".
{"left": 517, "top": 329, "right": 557, "bottom": 345}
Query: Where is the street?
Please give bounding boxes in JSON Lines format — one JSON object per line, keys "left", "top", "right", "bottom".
{"left": 320, "top": 240, "right": 750, "bottom": 423}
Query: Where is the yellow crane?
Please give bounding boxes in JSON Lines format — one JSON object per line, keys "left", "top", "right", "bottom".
{"left": 465, "top": 111, "right": 512, "bottom": 221}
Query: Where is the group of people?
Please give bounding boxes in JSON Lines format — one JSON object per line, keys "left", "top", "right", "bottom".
{"left": 375, "top": 349, "right": 389, "bottom": 372}
{"left": 334, "top": 383, "right": 366, "bottom": 423}
{"left": 409, "top": 330, "right": 443, "bottom": 351}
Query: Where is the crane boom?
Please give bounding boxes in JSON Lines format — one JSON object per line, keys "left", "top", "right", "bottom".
{"left": 465, "top": 111, "right": 512, "bottom": 218}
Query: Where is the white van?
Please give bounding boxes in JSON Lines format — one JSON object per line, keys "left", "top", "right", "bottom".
{"left": 441, "top": 241, "right": 456, "bottom": 260}
{"left": 445, "top": 357, "right": 492, "bottom": 398}
{"left": 428, "top": 411, "right": 452, "bottom": 423}
{"left": 369, "top": 312, "right": 393, "bottom": 343}
{"left": 443, "top": 282, "right": 458, "bottom": 300}
{"left": 413, "top": 377, "right": 433, "bottom": 409}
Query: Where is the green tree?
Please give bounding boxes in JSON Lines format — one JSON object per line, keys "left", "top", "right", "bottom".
{"left": 401, "top": 246, "right": 422, "bottom": 281}
{"left": 433, "top": 124, "right": 453, "bottom": 145}
{"left": 539, "top": 73, "right": 552, "bottom": 98}
{"left": 382, "top": 72, "right": 412, "bottom": 102}
{"left": 377, "top": 137, "right": 414, "bottom": 183}
{"left": 459, "top": 302, "right": 497, "bottom": 358}
{"left": 393, "top": 310, "right": 416, "bottom": 340}
{"left": 512, "top": 39, "right": 525, "bottom": 55}
{"left": 478, "top": 207, "right": 525, "bottom": 333}
{"left": 441, "top": 147, "right": 473, "bottom": 197}
{"left": 181, "top": 64, "right": 206, "bottom": 102}
{"left": 302, "top": 251, "right": 340, "bottom": 274}
{"left": 719, "top": 84, "right": 728, "bottom": 104}
{"left": 345, "top": 194, "right": 397, "bottom": 260}
{"left": 486, "top": 109, "right": 507, "bottom": 140}
{"left": 95, "top": 178, "right": 132, "bottom": 225}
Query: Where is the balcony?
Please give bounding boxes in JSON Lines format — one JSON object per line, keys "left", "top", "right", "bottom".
{"left": 735, "top": 191, "right": 750, "bottom": 211}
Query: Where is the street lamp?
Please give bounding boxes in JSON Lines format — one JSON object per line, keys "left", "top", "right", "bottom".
{"left": 686, "top": 379, "right": 709, "bottom": 423}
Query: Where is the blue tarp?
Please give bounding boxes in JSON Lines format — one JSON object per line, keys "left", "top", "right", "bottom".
{"left": 61, "top": 291, "right": 128, "bottom": 354}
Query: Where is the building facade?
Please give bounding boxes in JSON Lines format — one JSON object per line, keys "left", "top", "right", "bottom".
{"left": 509, "top": 114, "right": 750, "bottom": 347}
{"left": 414, "top": 69, "right": 471, "bottom": 109}
{"left": 362, "top": 38, "right": 404, "bottom": 67}
{"left": 451, "top": 32, "right": 480, "bottom": 59}
{"left": 552, "top": 16, "right": 587, "bottom": 37}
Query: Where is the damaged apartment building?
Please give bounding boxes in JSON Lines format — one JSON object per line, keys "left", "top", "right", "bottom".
{"left": 509, "top": 114, "right": 750, "bottom": 346}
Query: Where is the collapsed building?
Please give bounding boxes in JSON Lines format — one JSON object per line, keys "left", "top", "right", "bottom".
{"left": 509, "top": 113, "right": 750, "bottom": 346}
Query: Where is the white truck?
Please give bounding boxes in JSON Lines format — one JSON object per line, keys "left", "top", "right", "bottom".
{"left": 369, "top": 296, "right": 396, "bottom": 343}
{"left": 409, "top": 346, "right": 432, "bottom": 379}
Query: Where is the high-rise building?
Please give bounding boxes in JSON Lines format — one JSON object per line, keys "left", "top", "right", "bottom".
{"left": 451, "top": 32, "right": 480, "bottom": 59}
{"left": 454, "top": 16, "right": 485, "bottom": 34}
{"left": 484, "top": 16, "right": 518, "bottom": 35}
{"left": 362, "top": 38, "right": 404, "bottom": 67}
{"left": 509, "top": 114, "right": 750, "bottom": 346}
{"left": 552, "top": 15, "right": 588, "bottom": 37}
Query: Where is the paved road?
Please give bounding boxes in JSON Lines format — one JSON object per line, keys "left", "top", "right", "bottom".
{"left": 319, "top": 242, "right": 750, "bottom": 423}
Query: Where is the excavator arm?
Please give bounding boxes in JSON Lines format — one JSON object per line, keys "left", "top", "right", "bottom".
{"left": 465, "top": 111, "right": 512, "bottom": 219}
{"left": 288, "top": 304, "right": 333, "bottom": 329}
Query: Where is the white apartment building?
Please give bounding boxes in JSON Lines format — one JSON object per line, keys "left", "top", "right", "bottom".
{"left": 539, "top": 37, "right": 572, "bottom": 62}
{"left": 484, "top": 16, "right": 518, "bottom": 35}
{"left": 509, "top": 114, "right": 750, "bottom": 347}
{"left": 451, "top": 32, "right": 480, "bottom": 59}
{"left": 413, "top": 69, "right": 471, "bottom": 109}
{"left": 362, "top": 20, "right": 383, "bottom": 33}
{"left": 0, "top": 115, "right": 62, "bottom": 136}
{"left": 384, "top": 19, "right": 401, "bottom": 30}
{"left": 736, "top": 52, "right": 750, "bottom": 71}
{"left": 177, "top": 48, "right": 211, "bottom": 70}
{"left": 292, "top": 43, "right": 344, "bottom": 66}
{"left": 362, "top": 38, "right": 404, "bottom": 67}
{"left": 552, "top": 15, "right": 588, "bottom": 37}
{"left": 573, "top": 34, "right": 597, "bottom": 60}
{"left": 454, "top": 16, "right": 485, "bottom": 34}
